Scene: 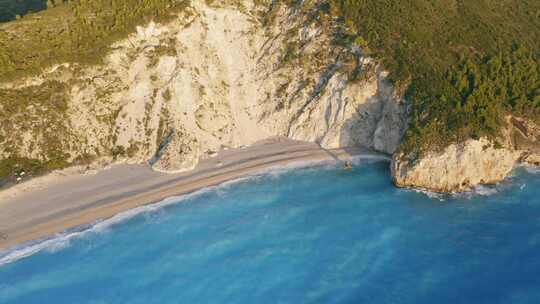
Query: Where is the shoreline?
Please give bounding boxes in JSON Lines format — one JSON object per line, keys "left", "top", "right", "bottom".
{"left": 0, "top": 139, "right": 389, "bottom": 252}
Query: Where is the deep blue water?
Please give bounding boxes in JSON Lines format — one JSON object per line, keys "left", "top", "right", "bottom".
{"left": 1, "top": 160, "right": 540, "bottom": 304}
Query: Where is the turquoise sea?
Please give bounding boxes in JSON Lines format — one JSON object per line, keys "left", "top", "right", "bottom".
{"left": 1, "top": 159, "right": 539, "bottom": 303}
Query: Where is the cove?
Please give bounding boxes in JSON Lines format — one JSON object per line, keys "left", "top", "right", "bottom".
{"left": 0, "top": 161, "right": 539, "bottom": 304}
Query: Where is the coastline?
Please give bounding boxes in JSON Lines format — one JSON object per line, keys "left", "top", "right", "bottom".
{"left": 0, "top": 139, "right": 389, "bottom": 252}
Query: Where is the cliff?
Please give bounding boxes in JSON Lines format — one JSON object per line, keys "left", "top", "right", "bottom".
{"left": 0, "top": 0, "right": 538, "bottom": 193}
{"left": 0, "top": 1, "right": 407, "bottom": 177}
{"left": 392, "top": 117, "right": 540, "bottom": 192}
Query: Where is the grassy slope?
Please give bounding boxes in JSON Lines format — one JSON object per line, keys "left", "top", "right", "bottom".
{"left": 0, "top": 0, "right": 190, "bottom": 182}
{"left": 0, "top": 0, "right": 190, "bottom": 81}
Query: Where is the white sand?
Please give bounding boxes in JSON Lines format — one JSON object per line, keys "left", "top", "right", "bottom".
{"left": 0, "top": 138, "right": 388, "bottom": 251}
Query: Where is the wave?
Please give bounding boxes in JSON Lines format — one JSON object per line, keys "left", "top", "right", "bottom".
{"left": 408, "top": 188, "right": 447, "bottom": 201}
{"left": 524, "top": 165, "right": 540, "bottom": 174}
{"left": 409, "top": 183, "right": 501, "bottom": 201}
{"left": 451, "top": 184, "right": 499, "bottom": 200}
{"left": 0, "top": 187, "right": 217, "bottom": 267}
{"left": 246, "top": 152, "right": 390, "bottom": 179}
{"left": 0, "top": 154, "right": 387, "bottom": 266}
{"left": 456, "top": 165, "right": 540, "bottom": 198}
{"left": 471, "top": 185, "right": 499, "bottom": 196}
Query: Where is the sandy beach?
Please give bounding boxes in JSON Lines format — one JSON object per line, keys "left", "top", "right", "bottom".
{"left": 0, "top": 138, "right": 388, "bottom": 251}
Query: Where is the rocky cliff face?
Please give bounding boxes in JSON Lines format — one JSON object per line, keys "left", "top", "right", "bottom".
{"left": 0, "top": 0, "right": 408, "bottom": 174}
{"left": 392, "top": 117, "right": 540, "bottom": 192}
{"left": 392, "top": 139, "right": 519, "bottom": 193}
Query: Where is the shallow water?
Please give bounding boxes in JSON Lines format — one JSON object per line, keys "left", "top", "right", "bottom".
{"left": 0, "top": 161, "right": 539, "bottom": 304}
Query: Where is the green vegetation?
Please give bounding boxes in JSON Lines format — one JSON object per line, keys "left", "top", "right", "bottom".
{"left": 329, "top": 0, "right": 540, "bottom": 154}
{"left": 0, "top": 81, "right": 71, "bottom": 180}
{"left": 0, "top": 155, "right": 70, "bottom": 184}
{"left": 402, "top": 47, "right": 540, "bottom": 153}
{"left": 0, "top": 0, "right": 190, "bottom": 182}
{"left": 0, "top": 0, "right": 190, "bottom": 81}
{"left": 0, "top": 0, "right": 69, "bottom": 23}
{"left": 0, "top": 156, "right": 47, "bottom": 182}
{"left": 1, "top": 0, "right": 539, "bottom": 181}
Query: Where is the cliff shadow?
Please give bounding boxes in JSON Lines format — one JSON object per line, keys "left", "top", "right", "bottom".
{"left": 0, "top": 0, "right": 49, "bottom": 23}
{"left": 337, "top": 93, "right": 387, "bottom": 149}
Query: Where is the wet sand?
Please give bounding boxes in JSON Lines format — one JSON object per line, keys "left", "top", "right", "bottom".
{"left": 0, "top": 138, "right": 389, "bottom": 251}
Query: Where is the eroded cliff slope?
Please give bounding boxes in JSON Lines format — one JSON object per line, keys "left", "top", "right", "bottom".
{"left": 1, "top": 0, "right": 538, "bottom": 193}
{"left": 392, "top": 117, "right": 540, "bottom": 192}
{"left": 0, "top": 0, "right": 407, "bottom": 178}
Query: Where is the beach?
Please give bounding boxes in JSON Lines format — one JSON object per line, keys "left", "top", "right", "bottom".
{"left": 0, "top": 138, "right": 388, "bottom": 251}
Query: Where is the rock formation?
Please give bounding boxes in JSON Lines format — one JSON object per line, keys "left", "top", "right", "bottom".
{"left": 392, "top": 117, "right": 540, "bottom": 192}
{"left": 0, "top": 0, "right": 407, "bottom": 173}
{"left": 152, "top": 127, "right": 201, "bottom": 173}
{"left": 1, "top": 0, "right": 537, "bottom": 193}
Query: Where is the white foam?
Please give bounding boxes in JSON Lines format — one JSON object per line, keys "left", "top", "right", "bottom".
{"left": 350, "top": 154, "right": 392, "bottom": 163}
{"left": 0, "top": 153, "right": 390, "bottom": 266}
{"left": 409, "top": 184, "right": 499, "bottom": 201}
{"left": 408, "top": 188, "right": 446, "bottom": 201}
{"left": 0, "top": 188, "right": 215, "bottom": 266}
{"left": 471, "top": 185, "right": 498, "bottom": 196}
{"left": 446, "top": 184, "right": 502, "bottom": 201}
{"left": 524, "top": 165, "right": 540, "bottom": 174}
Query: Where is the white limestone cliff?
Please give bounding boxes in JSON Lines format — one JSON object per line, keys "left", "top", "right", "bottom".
{"left": 392, "top": 117, "right": 540, "bottom": 192}
{"left": 0, "top": 0, "right": 408, "bottom": 174}
{"left": 392, "top": 139, "right": 519, "bottom": 193}
{"left": 3, "top": 0, "right": 536, "bottom": 193}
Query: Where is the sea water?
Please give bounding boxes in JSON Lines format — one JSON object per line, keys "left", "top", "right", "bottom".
{"left": 0, "top": 160, "right": 539, "bottom": 304}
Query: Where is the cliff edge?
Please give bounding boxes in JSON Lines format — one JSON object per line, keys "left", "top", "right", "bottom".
{"left": 0, "top": 1, "right": 407, "bottom": 180}
{"left": 392, "top": 117, "right": 540, "bottom": 192}
{"left": 1, "top": 0, "right": 538, "bottom": 193}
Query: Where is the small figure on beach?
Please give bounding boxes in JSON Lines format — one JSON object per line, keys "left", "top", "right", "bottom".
{"left": 344, "top": 161, "right": 353, "bottom": 170}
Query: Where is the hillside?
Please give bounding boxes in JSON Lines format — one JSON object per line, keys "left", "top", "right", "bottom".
{"left": 0, "top": 0, "right": 407, "bottom": 185}
{"left": 0, "top": 0, "right": 539, "bottom": 192}
{"left": 332, "top": 0, "right": 540, "bottom": 154}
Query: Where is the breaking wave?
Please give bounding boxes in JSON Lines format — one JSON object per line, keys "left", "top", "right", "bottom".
{"left": 0, "top": 153, "right": 389, "bottom": 266}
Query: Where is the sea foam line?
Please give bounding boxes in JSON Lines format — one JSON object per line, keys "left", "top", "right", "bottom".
{"left": 408, "top": 183, "right": 502, "bottom": 202}
{"left": 524, "top": 165, "right": 540, "bottom": 174}
{"left": 0, "top": 186, "right": 220, "bottom": 267}
{"left": 0, "top": 154, "right": 388, "bottom": 266}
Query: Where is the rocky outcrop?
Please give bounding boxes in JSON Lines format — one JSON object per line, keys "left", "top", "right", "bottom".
{"left": 511, "top": 117, "right": 540, "bottom": 166}
{"left": 392, "top": 117, "right": 540, "bottom": 192}
{"left": 152, "top": 128, "right": 201, "bottom": 173}
{"left": 371, "top": 71, "right": 409, "bottom": 154}
{"left": 2, "top": 0, "right": 537, "bottom": 192}
{"left": 0, "top": 0, "right": 408, "bottom": 174}
{"left": 392, "top": 139, "right": 519, "bottom": 192}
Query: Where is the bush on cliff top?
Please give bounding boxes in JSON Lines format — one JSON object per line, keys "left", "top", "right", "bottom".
{"left": 330, "top": 0, "right": 540, "bottom": 154}
{"left": 0, "top": 0, "right": 190, "bottom": 81}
